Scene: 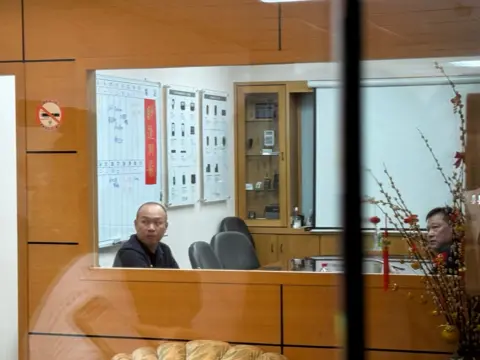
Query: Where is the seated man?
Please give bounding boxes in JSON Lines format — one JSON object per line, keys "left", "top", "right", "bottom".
{"left": 113, "top": 202, "right": 179, "bottom": 269}
{"left": 426, "top": 206, "right": 456, "bottom": 271}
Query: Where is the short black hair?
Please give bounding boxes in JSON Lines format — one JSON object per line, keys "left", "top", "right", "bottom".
{"left": 426, "top": 206, "right": 453, "bottom": 221}
{"left": 136, "top": 202, "right": 168, "bottom": 219}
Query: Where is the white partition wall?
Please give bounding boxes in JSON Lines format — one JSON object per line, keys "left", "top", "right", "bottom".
{"left": 311, "top": 77, "right": 480, "bottom": 230}
{"left": 0, "top": 75, "right": 18, "bottom": 359}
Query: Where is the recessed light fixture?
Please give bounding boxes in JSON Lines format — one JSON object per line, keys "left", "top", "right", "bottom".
{"left": 450, "top": 60, "right": 480, "bottom": 68}
{"left": 261, "top": 0, "right": 310, "bottom": 3}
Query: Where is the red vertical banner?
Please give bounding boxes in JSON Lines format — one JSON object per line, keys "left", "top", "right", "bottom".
{"left": 144, "top": 99, "right": 157, "bottom": 185}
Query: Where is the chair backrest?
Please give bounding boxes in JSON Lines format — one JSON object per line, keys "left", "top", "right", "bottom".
{"left": 218, "top": 217, "right": 255, "bottom": 248}
{"left": 210, "top": 231, "right": 260, "bottom": 270}
{"left": 188, "top": 241, "right": 223, "bottom": 269}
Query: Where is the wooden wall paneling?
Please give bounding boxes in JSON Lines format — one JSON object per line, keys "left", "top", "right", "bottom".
{"left": 29, "top": 335, "right": 281, "bottom": 360}
{"left": 283, "top": 285, "right": 340, "bottom": 347}
{"left": 319, "top": 233, "right": 409, "bottom": 256}
{"left": 28, "top": 244, "right": 84, "bottom": 324}
{"left": 367, "top": 352, "right": 450, "bottom": 360}
{"left": 466, "top": 94, "right": 480, "bottom": 190}
{"left": 0, "top": 0, "right": 23, "bottom": 61}
{"left": 23, "top": 0, "right": 279, "bottom": 61}
{"left": 24, "top": 62, "right": 80, "bottom": 151}
{"left": 365, "top": 287, "right": 452, "bottom": 352}
{"left": 26, "top": 153, "right": 83, "bottom": 243}
{"left": 0, "top": 63, "right": 28, "bottom": 360}
{"left": 280, "top": 0, "right": 331, "bottom": 63}
{"left": 283, "top": 347, "right": 340, "bottom": 360}
{"left": 282, "top": 284, "right": 453, "bottom": 352}
{"left": 280, "top": 0, "right": 480, "bottom": 62}
{"left": 29, "top": 335, "right": 166, "bottom": 360}
{"left": 30, "top": 273, "right": 282, "bottom": 345}
{"left": 284, "top": 348, "right": 449, "bottom": 360}
{"left": 363, "top": 0, "right": 480, "bottom": 59}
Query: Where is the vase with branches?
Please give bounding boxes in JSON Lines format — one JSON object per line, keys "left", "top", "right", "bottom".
{"left": 366, "top": 63, "right": 480, "bottom": 359}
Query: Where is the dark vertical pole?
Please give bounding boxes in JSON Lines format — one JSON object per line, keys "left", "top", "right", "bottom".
{"left": 341, "top": 0, "right": 364, "bottom": 360}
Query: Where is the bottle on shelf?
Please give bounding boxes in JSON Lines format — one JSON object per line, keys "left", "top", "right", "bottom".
{"left": 263, "top": 172, "right": 271, "bottom": 190}
{"left": 291, "top": 206, "right": 303, "bottom": 229}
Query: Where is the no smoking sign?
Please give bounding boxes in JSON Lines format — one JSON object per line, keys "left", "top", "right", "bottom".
{"left": 36, "top": 100, "right": 62, "bottom": 130}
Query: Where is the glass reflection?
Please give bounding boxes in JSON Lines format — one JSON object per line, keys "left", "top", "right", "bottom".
{"left": 93, "top": 59, "right": 480, "bottom": 271}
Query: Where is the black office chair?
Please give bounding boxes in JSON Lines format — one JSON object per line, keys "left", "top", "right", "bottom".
{"left": 210, "top": 231, "right": 260, "bottom": 270}
{"left": 218, "top": 216, "right": 255, "bottom": 249}
{"left": 188, "top": 241, "right": 223, "bottom": 269}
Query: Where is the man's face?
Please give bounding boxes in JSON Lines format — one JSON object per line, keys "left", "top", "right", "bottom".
{"left": 426, "top": 213, "right": 453, "bottom": 252}
{"left": 134, "top": 204, "right": 168, "bottom": 247}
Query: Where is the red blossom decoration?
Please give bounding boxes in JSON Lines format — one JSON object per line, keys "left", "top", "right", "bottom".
{"left": 404, "top": 214, "right": 418, "bottom": 224}
{"left": 435, "top": 252, "right": 447, "bottom": 267}
{"left": 369, "top": 216, "right": 381, "bottom": 224}
{"left": 454, "top": 151, "right": 465, "bottom": 168}
{"left": 449, "top": 209, "right": 459, "bottom": 223}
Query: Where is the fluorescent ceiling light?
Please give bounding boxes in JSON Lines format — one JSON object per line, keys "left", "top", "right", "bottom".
{"left": 261, "top": 0, "right": 310, "bottom": 3}
{"left": 450, "top": 60, "right": 480, "bottom": 68}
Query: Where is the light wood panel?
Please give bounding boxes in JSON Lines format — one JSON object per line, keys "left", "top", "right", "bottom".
{"left": 20, "top": 0, "right": 480, "bottom": 65}
{"left": 0, "top": 0, "right": 22, "bottom": 61}
{"left": 284, "top": 347, "right": 339, "bottom": 360}
{"left": 23, "top": 0, "right": 279, "bottom": 61}
{"left": 27, "top": 154, "right": 82, "bottom": 242}
{"left": 250, "top": 227, "right": 316, "bottom": 235}
{"left": 320, "top": 233, "right": 410, "bottom": 256}
{"left": 31, "top": 281, "right": 280, "bottom": 344}
{"left": 28, "top": 244, "right": 83, "bottom": 319}
{"left": 25, "top": 62, "right": 80, "bottom": 151}
{"left": 280, "top": 0, "right": 331, "bottom": 63}
{"left": 466, "top": 94, "right": 480, "bottom": 190}
{"left": 365, "top": 287, "right": 450, "bottom": 352}
{"left": 367, "top": 352, "right": 449, "bottom": 360}
{"left": 29, "top": 335, "right": 281, "bottom": 360}
{"left": 284, "top": 347, "right": 449, "bottom": 360}
{"left": 283, "top": 285, "right": 454, "bottom": 353}
{"left": 28, "top": 246, "right": 455, "bottom": 357}
{"left": 283, "top": 285, "right": 340, "bottom": 347}
{"left": 29, "top": 247, "right": 281, "bottom": 344}
{"left": 254, "top": 234, "right": 279, "bottom": 265}
{"left": 281, "top": 0, "right": 480, "bottom": 62}
{"left": 253, "top": 234, "right": 321, "bottom": 266}
{"left": 363, "top": 0, "right": 480, "bottom": 59}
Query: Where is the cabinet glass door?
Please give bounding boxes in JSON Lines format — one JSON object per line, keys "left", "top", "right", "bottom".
{"left": 236, "top": 85, "right": 286, "bottom": 227}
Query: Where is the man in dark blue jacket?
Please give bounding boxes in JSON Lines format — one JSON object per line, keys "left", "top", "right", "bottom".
{"left": 113, "top": 202, "right": 179, "bottom": 269}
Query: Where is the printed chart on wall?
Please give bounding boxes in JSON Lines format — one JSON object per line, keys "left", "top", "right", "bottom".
{"left": 96, "top": 74, "right": 162, "bottom": 248}
{"left": 201, "top": 90, "right": 229, "bottom": 202}
{"left": 165, "top": 86, "right": 199, "bottom": 207}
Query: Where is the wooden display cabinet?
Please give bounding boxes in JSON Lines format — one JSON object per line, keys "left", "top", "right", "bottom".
{"left": 235, "top": 82, "right": 311, "bottom": 228}
{"left": 236, "top": 85, "right": 287, "bottom": 227}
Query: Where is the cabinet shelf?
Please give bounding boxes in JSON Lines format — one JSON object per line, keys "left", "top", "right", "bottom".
{"left": 236, "top": 85, "right": 286, "bottom": 227}
{"left": 246, "top": 118, "right": 274, "bottom": 122}
{"left": 246, "top": 152, "right": 280, "bottom": 157}
{"left": 236, "top": 81, "right": 310, "bottom": 229}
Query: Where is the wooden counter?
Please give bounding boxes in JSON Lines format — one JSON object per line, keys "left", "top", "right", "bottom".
{"left": 252, "top": 230, "right": 411, "bottom": 267}
{"left": 28, "top": 251, "right": 454, "bottom": 360}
